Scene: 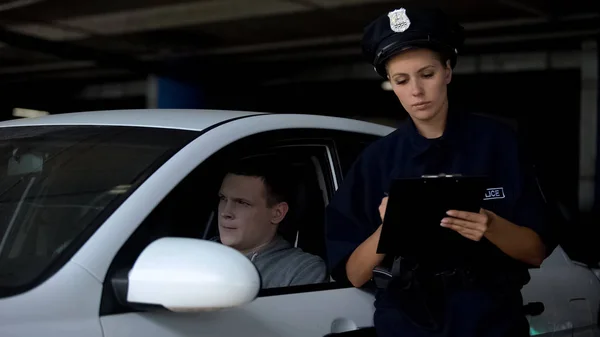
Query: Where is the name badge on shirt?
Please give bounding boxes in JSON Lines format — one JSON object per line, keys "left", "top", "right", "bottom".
{"left": 484, "top": 187, "right": 505, "bottom": 200}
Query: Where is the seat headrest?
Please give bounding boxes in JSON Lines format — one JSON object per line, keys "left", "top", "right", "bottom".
{"left": 277, "top": 164, "right": 310, "bottom": 245}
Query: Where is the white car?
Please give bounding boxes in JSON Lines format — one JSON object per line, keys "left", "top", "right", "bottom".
{"left": 0, "top": 109, "right": 598, "bottom": 337}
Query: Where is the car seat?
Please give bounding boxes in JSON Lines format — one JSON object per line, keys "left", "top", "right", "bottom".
{"left": 277, "top": 160, "right": 327, "bottom": 262}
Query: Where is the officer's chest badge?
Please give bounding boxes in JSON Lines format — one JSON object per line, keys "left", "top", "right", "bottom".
{"left": 484, "top": 187, "right": 506, "bottom": 200}
{"left": 388, "top": 8, "right": 411, "bottom": 33}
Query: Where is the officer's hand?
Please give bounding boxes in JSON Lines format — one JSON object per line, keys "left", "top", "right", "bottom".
{"left": 440, "top": 208, "right": 492, "bottom": 241}
{"left": 378, "top": 196, "right": 388, "bottom": 222}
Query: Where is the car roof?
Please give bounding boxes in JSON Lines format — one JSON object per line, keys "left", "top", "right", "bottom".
{"left": 0, "top": 109, "right": 395, "bottom": 136}
{"left": 0, "top": 109, "right": 264, "bottom": 131}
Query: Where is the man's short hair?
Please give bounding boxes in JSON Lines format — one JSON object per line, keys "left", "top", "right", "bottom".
{"left": 226, "top": 154, "right": 294, "bottom": 207}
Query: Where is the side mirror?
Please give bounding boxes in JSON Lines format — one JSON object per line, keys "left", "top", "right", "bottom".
{"left": 124, "top": 237, "right": 261, "bottom": 312}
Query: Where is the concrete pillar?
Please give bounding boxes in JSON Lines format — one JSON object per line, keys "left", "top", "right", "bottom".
{"left": 579, "top": 40, "right": 598, "bottom": 212}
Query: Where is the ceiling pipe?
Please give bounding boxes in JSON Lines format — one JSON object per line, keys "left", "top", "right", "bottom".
{"left": 0, "top": 0, "right": 45, "bottom": 12}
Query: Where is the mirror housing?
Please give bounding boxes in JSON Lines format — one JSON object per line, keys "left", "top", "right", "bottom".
{"left": 126, "top": 237, "right": 261, "bottom": 312}
{"left": 8, "top": 151, "right": 44, "bottom": 175}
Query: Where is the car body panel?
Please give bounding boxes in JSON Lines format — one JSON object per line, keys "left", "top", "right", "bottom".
{"left": 523, "top": 247, "right": 600, "bottom": 336}
{"left": 0, "top": 109, "right": 263, "bottom": 131}
{"left": 101, "top": 288, "right": 376, "bottom": 337}
{"left": 0, "top": 262, "right": 103, "bottom": 337}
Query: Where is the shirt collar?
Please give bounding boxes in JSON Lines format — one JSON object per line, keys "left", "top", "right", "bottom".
{"left": 405, "top": 106, "right": 463, "bottom": 156}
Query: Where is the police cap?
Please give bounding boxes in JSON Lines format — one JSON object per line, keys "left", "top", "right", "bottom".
{"left": 361, "top": 7, "right": 465, "bottom": 78}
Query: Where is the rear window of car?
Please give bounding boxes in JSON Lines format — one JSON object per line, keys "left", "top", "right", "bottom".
{"left": 0, "top": 125, "right": 199, "bottom": 297}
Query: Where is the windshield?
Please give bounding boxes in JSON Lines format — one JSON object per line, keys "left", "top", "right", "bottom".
{"left": 0, "top": 125, "right": 198, "bottom": 295}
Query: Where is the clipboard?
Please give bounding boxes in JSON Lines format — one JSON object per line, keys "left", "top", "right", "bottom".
{"left": 377, "top": 174, "right": 489, "bottom": 265}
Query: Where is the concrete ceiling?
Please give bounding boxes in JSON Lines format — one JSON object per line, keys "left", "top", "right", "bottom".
{"left": 0, "top": 0, "right": 597, "bottom": 85}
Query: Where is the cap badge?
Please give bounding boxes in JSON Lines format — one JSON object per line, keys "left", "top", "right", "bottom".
{"left": 388, "top": 8, "right": 411, "bottom": 33}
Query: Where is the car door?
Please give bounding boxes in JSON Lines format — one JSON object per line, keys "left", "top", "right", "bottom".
{"left": 98, "top": 122, "right": 388, "bottom": 337}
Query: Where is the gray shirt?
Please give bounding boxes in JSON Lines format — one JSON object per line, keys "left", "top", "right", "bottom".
{"left": 211, "top": 235, "right": 328, "bottom": 289}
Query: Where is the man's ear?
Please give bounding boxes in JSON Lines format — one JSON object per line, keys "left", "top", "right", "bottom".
{"left": 271, "top": 202, "right": 289, "bottom": 225}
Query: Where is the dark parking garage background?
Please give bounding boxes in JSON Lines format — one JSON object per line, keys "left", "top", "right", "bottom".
{"left": 0, "top": 0, "right": 597, "bottom": 262}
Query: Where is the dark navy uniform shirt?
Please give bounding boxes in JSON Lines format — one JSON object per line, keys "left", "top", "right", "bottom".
{"left": 325, "top": 108, "right": 557, "bottom": 288}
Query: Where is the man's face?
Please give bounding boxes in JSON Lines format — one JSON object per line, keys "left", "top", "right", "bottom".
{"left": 217, "top": 173, "right": 288, "bottom": 253}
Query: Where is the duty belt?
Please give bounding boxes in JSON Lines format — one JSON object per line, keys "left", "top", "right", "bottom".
{"left": 371, "top": 256, "right": 545, "bottom": 331}
{"left": 372, "top": 256, "right": 514, "bottom": 291}
{"left": 373, "top": 256, "right": 451, "bottom": 331}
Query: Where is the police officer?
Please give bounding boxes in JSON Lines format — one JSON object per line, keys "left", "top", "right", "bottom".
{"left": 325, "top": 6, "right": 557, "bottom": 337}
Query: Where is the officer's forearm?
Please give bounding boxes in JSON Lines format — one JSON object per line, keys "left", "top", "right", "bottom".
{"left": 346, "top": 225, "right": 386, "bottom": 287}
{"left": 483, "top": 211, "right": 546, "bottom": 267}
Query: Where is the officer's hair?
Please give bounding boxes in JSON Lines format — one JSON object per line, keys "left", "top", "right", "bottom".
{"left": 225, "top": 154, "right": 293, "bottom": 208}
{"left": 385, "top": 46, "right": 453, "bottom": 74}
{"left": 434, "top": 48, "right": 454, "bottom": 69}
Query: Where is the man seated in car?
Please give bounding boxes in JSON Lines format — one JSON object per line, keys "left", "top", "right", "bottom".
{"left": 212, "top": 155, "right": 328, "bottom": 289}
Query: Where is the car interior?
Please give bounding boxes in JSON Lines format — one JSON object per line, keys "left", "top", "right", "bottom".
{"left": 200, "top": 148, "right": 332, "bottom": 277}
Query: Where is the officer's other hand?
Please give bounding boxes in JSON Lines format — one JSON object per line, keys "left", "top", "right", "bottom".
{"left": 378, "top": 196, "right": 388, "bottom": 222}
{"left": 440, "top": 208, "right": 492, "bottom": 241}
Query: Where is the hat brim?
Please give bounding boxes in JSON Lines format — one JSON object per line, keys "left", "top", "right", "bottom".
{"left": 374, "top": 39, "right": 457, "bottom": 78}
